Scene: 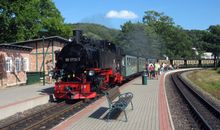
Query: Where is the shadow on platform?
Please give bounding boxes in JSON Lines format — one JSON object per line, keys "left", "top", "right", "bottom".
{"left": 89, "top": 107, "right": 122, "bottom": 121}
{"left": 38, "top": 87, "right": 54, "bottom": 95}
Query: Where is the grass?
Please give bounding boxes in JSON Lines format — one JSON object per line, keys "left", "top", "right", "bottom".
{"left": 186, "top": 69, "right": 220, "bottom": 100}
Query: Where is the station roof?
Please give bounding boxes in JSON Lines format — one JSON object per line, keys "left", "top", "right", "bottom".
{"left": 4, "top": 36, "right": 70, "bottom": 45}
{"left": 0, "top": 44, "right": 33, "bottom": 51}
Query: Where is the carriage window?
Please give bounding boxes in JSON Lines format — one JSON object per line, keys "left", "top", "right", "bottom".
{"left": 127, "top": 58, "right": 129, "bottom": 66}
{"left": 70, "top": 58, "right": 80, "bottom": 62}
{"left": 122, "top": 58, "right": 125, "bottom": 66}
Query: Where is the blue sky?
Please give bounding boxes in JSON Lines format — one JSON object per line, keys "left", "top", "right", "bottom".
{"left": 52, "top": 0, "right": 220, "bottom": 30}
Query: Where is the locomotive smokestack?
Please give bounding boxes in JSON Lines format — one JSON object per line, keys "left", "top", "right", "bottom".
{"left": 73, "top": 30, "right": 82, "bottom": 44}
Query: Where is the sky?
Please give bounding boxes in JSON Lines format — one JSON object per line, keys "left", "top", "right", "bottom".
{"left": 52, "top": 0, "right": 220, "bottom": 30}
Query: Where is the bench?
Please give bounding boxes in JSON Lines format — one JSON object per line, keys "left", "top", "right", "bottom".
{"left": 104, "top": 86, "right": 133, "bottom": 122}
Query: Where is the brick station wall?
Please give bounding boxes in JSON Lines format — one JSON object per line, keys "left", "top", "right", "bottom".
{"left": 21, "top": 40, "right": 66, "bottom": 73}
{"left": 0, "top": 48, "right": 30, "bottom": 89}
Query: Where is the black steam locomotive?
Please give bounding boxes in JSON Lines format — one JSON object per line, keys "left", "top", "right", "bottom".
{"left": 53, "top": 30, "right": 124, "bottom": 100}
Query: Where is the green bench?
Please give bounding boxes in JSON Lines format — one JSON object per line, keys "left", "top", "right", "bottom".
{"left": 104, "top": 86, "right": 134, "bottom": 122}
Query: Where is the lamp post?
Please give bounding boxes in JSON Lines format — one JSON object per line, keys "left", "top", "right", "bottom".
{"left": 40, "top": 28, "right": 48, "bottom": 86}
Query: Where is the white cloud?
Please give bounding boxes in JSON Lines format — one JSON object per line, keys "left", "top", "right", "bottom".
{"left": 106, "top": 10, "right": 138, "bottom": 19}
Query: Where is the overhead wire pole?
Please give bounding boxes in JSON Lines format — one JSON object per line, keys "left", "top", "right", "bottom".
{"left": 40, "top": 28, "right": 48, "bottom": 86}
{"left": 42, "top": 36, "right": 45, "bottom": 85}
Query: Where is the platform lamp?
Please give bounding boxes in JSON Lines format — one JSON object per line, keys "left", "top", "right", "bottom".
{"left": 40, "top": 28, "right": 48, "bottom": 86}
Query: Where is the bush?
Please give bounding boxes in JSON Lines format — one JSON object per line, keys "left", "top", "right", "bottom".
{"left": 217, "top": 67, "right": 220, "bottom": 73}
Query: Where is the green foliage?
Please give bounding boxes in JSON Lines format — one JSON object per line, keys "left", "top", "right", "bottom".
{"left": 1, "top": 1, "right": 219, "bottom": 61}
{"left": 143, "top": 10, "right": 194, "bottom": 59}
{"left": 0, "top": 0, "right": 41, "bottom": 42}
{"left": 0, "top": 0, "right": 71, "bottom": 43}
{"left": 143, "top": 10, "right": 174, "bottom": 26}
{"left": 217, "top": 67, "right": 220, "bottom": 73}
{"left": 186, "top": 30, "right": 208, "bottom": 57}
{"left": 37, "top": 0, "right": 71, "bottom": 38}
{"left": 203, "top": 25, "right": 220, "bottom": 57}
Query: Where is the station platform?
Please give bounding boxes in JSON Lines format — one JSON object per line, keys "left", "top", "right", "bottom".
{"left": 1, "top": 69, "right": 193, "bottom": 130}
{"left": 0, "top": 83, "right": 53, "bottom": 120}
{"left": 52, "top": 74, "right": 174, "bottom": 130}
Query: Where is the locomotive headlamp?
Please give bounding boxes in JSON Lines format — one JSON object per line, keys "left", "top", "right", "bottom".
{"left": 88, "top": 70, "right": 95, "bottom": 76}
{"left": 84, "top": 71, "right": 87, "bottom": 73}
{"left": 72, "top": 74, "right": 75, "bottom": 77}
{"left": 68, "top": 75, "right": 70, "bottom": 78}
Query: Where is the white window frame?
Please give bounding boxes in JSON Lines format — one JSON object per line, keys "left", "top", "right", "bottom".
{"left": 22, "top": 58, "right": 29, "bottom": 71}
{"left": 15, "top": 57, "right": 21, "bottom": 72}
{"left": 5, "top": 57, "right": 12, "bottom": 72}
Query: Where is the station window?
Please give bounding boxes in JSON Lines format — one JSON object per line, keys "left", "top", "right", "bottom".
{"left": 5, "top": 57, "right": 12, "bottom": 72}
{"left": 22, "top": 58, "right": 29, "bottom": 71}
{"left": 15, "top": 58, "right": 21, "bottom": 72}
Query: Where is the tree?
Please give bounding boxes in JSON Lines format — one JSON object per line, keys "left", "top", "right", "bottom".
{"left": 0, "top": 0, "right": 71, "bottom": 43}
{"left": 143, "top": 10, "right": 194, "bottom": 59}
{"left": 203, "top": 25, "right": 220, "bottom": 67}
{"left": 186, "top": 30, "right": 209, "bottom": 58}
{"left": 143, "top": 10, "right": 174, "bottom": 26}
{"left": 37, "top": 0, "right": 71, "bottom": 38}
{"left": 0, "top": 0, "right": 41, "bottom": 42}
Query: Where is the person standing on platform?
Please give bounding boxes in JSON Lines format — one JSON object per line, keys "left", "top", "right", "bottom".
{"left": 145, "top": 62, "right": 149, "bottom": 77}
{"left": 154, "top": 62, "right": 160, "bottom": 79}
{"left": 47, "top": 60, "right": 54, "bottom": 84}
{"left": 148, "top": 63, "right": 154, "bottom": 79}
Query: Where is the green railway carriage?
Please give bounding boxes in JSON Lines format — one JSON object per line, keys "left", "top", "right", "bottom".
{"left": 121, "top": 55, "right": 138, "bottom": 77}
{"left": 138, "top": 57, "right": 146, "bottom": 72}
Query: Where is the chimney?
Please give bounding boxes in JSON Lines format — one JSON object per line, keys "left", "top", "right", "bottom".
{"left": 73, "top": 30, "right": 82, "bottom": 44}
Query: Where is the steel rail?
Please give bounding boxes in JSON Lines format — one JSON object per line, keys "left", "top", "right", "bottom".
{"left": 171, "top": 72, "right": 215, "bottom": 130}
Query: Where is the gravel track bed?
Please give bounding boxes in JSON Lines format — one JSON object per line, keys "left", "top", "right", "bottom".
{"left": 0, "top": 102, "right": 56, "bottom": 128}
{"left": 165, "top": 74, "right": 199, "bottom": 130}
{"left": 0, "top": 97, "right": 99, "bottom": 130}
{"left": 166, "top": 70, "right": 220, "bottom": 130}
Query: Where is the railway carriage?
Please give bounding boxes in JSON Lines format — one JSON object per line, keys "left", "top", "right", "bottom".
{"left": 121, "top": 55, "right": 138, "bottom": 77}
{"left": 138, "top": 57, "right": 146, "bottom": 72}
{"left": 157, "top": 59, "right": 215, "bottom": 68}
{"left": 201, "top": 59, "right": 215, "bottom": 67}
{"left": 186, "top": 60, "right": 199, "bottom": 67}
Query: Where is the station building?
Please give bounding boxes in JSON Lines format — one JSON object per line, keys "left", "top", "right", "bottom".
{"left": 0, "top": 36, "right": 70, "bottom": 88}
{"left": 0, "top": 44, "right": 32, "bottom": 88}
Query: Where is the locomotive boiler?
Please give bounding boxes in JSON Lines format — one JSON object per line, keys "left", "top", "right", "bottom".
{"left": 53, "top": 30, "right": 124, "bottom": 100}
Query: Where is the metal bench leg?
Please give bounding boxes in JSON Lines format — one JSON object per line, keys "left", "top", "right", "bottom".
{"left": 107, "top": 109, "right": 112, "bottom": 122}
{"left": 131, "top": 101, "right": 134, "bottom": 110}
{"left": 123, "top": 110, "right": 128, "bottom": 122}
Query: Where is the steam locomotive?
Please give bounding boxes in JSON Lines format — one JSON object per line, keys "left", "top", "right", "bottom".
{"left": 53, "top": 30, "right": 126, "bottom": 100}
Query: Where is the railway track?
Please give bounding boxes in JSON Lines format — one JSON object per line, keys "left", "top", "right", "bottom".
{"left": 171, "top": 72, "right": 220, "bottom": 130}
{"left": 0, "top": 74, "right": 139, "bottom": 130}
{"left": 0, "top": 99, "right": 92, "bottom": 130}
